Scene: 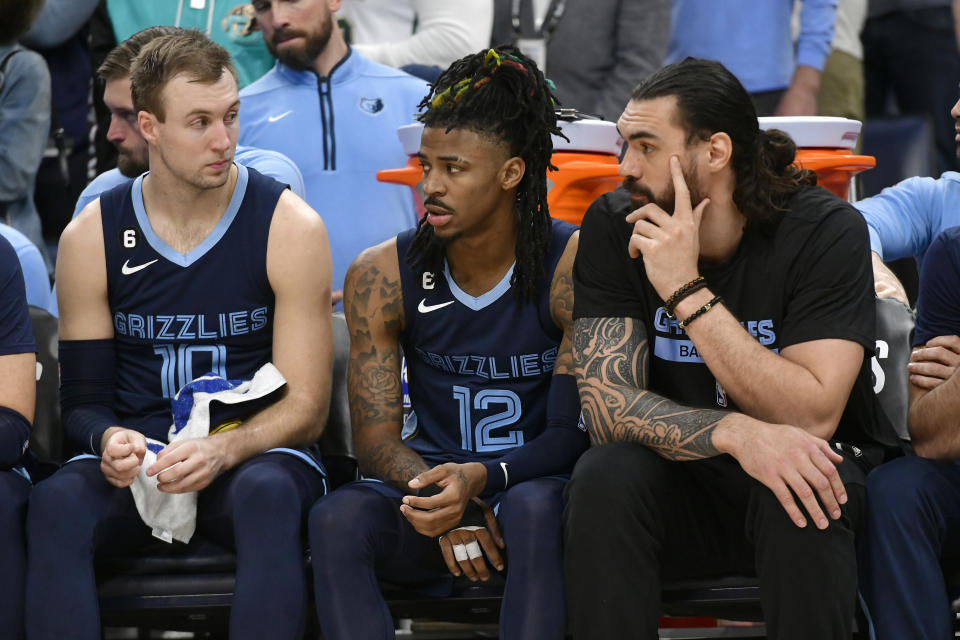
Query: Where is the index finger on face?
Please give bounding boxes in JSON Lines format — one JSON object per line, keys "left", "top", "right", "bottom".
{"left": 669, "top": 155, "right": 691, "bottom": 213}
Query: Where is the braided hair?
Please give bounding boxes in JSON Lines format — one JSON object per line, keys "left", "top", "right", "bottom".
{"left": 405, "top": 47, "right": 562, "bottom": 303}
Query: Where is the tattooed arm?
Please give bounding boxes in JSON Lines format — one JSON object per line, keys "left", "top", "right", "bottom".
{"left": 573, "top": 315, "right": 725, "bottom": 458}
{"left": 574, "top": 315, "right": 850, "bottom": 529}
{"left": 344, "top": 240, "right": 429, "bottom": 492}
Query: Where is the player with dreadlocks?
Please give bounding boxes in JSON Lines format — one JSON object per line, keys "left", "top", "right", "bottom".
{"left": 307, "top": 46, "right": 589, "bottom": 639}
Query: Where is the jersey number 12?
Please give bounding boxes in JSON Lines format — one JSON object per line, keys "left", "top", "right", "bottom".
{"left": 452, "top": 385, "right": 524, "bottom": 452}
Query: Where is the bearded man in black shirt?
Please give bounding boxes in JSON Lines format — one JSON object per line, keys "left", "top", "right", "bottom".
{"left": 563, "top": 58, "right": 900, "bottom": 640}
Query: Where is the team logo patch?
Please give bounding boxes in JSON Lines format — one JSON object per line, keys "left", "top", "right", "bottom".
{"left": 359, "top": 97, "right": 384, "bottom": 114}
{"left": 221, "top": 4, "right": 262, "bottom": 43}
{"left": 120, "top": 227, "right": 138, "bottom": 249}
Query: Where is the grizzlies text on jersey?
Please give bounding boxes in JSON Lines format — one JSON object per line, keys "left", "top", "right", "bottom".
{"left": 99, "top": 164, "right": 284, "bottom": 441}
{"left": 397, "top": 219, "right": 577, "bottom": 465}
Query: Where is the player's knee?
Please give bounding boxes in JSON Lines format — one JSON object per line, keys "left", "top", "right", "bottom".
{"left": 866, "top": 456, "right": 947, "bottom": 523}
{"left": 0, "top": 471, "right": 28, "bottom": 520}
{"left": 567, "top": 442, "right": 666, "bottom": 508}
{"left": 229, "top": 460, "right": 301, "bottom": 523}
{"left": 308, "top": 496, "right": 347, "bottom": 551}
{"left": 27, "top": 473, "right": 91, "bottom": 539}
{"left": 500, "top": 479, "right": 563, "bottom": 532}
{"left": 308, "top": 487, "right": 380, "bottom": 562}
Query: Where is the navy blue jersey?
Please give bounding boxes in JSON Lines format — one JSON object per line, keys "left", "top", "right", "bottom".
{"left": 0, "top": 234, "right": 35, "bottom": 357}
{"left": 397, "top": 219, "right": 577, "bottom": 465}
{"left": 915, "top": 225, "right": 960, "bottom": 346}
{"left": 99, "top": 164, "right": 285, "bottom": 441}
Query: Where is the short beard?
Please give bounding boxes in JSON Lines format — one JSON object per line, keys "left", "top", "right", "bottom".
{"left": 623, "top": 159, "right": 706, "bottom": 214}
{"left": 265, "top": 17, "right": 332, "bottom": 72}
{"left": 116, "top": 151, "right": 148, "bottom": 178}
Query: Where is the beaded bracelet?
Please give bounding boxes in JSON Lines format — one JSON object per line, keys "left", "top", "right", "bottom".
{"left": 679, "top": 295, "right": 724, "bottom": 330}
{"left": 663, "top": 276, "right": 706, "bottom": 317}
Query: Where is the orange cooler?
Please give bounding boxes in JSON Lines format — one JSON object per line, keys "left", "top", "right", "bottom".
{"left": 377, "top": 117, "right": 876, "bottom": 226}
{"left": 758, "top": 116, "right": 875, "bottom": 201}
{"left": 376, "top": 118, "right": 624, "bottom": 226}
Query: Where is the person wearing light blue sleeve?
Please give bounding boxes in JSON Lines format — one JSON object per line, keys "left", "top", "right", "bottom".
{"left": 666, "top": 0, "right": 836, "bottom": 116}
{"left": 855, "top": 96, "right": 960, "bottom": 304}
{"left": 0, "top": 223, "right": 53, "bottom": 315}
{"left": 73, "top": 145, "right": 306, "bottom": 220}
{"left": 241, "top": 0, "right": 428, "bottom": 307}
{"left": 856, "top": 173, "right": 959, "bottom": 264}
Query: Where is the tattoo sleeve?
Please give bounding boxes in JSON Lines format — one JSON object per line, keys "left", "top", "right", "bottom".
{"left": 573, "top": 316, "right": 725, "bottom": 460}
{"left": 550, "top": 238, "right": 577, "bottom": 376}
{"left": 345, "top": 252, "right": 429, "bottom": 491}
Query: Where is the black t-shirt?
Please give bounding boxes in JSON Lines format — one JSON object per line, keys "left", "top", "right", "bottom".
{"left": 573, "top": 185, "right": 900, "bottom": 453}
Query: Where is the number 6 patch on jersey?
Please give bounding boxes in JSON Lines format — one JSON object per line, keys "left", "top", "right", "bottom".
{"left": 120, "top": 227, "right": 138, "bottom": 249}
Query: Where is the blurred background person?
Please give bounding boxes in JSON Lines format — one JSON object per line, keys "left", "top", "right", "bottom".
{"left": 815, "top": 0, "right": 867, "bottom": 122}
{"left": 0, "top": 0, "right": 51, "bottom": 273}
{"left": 337, "top": 0, "right": 493, "bottom": 81}
{"left": 21, "top": 0, "right": 99, "bottom": 255}
{"left": 666, "top": 0, "right": 837, "bottom": 116}
{"left": 242, "top": 0, "right": 427, "bottom": 307}
{"left": 490, "top": 0, "right": 670, "bottom": 120}
{"left": 862, "top": 0, "right": 960, "bottom": 176}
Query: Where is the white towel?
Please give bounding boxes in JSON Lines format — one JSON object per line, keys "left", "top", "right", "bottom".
{"left": 130, "top": 363, "right": 287, "bottom": 543}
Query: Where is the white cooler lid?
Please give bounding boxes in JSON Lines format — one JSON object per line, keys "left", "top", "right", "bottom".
{"left": 758, "top": 116, "right": 862, "bottom": 149}
{"left": 396, "top": 118, "right": 623, "bottom": 156}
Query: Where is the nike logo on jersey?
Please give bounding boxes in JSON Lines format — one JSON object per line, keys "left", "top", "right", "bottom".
{"left": 121, "top": 259, "right": 158, "bottom": 275}
{"left": 418, "top": 299, "right": 454, "bottom": 313}
{"left": 500, "top": 462, "right": 509, "bottom": 488}
{"left": 268, "top": 110, "right": 292, "bottom": 123}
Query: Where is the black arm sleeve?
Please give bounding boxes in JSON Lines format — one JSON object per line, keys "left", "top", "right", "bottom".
{"left": 59, "top": 339, "right": 120, "bottom": 455}
{"left": 0, "top": 406, "right": 30, "bottom": 469}
{"left": 480, "top": 373, "right": 589, "bottom": 495}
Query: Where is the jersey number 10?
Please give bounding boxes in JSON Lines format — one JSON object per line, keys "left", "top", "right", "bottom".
{"left": 154, "top": 344, "right": 228, "bottom": 398}
{"left": 452, "top": 385, "right": 524, "bottom": 452}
